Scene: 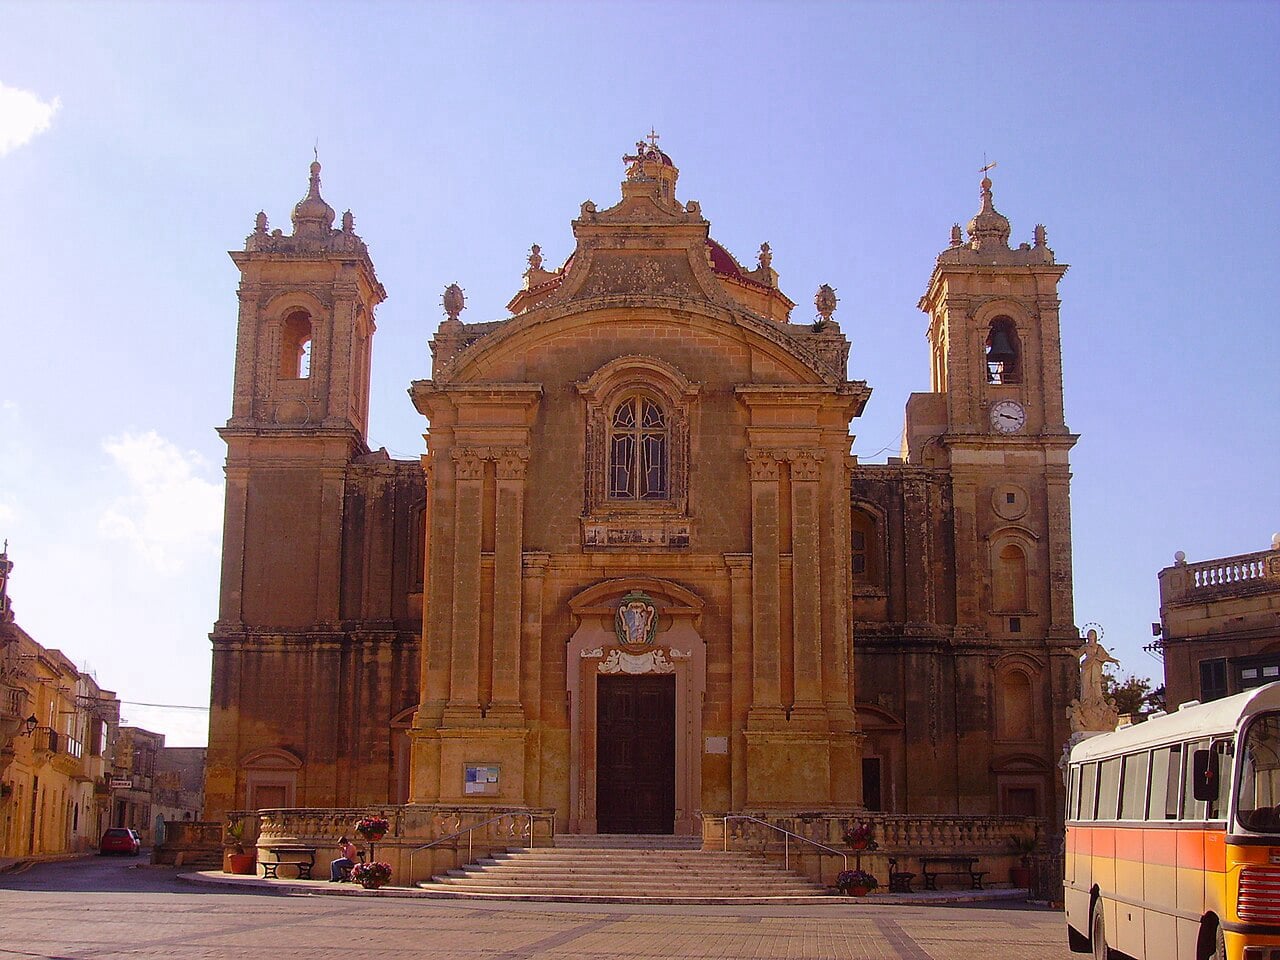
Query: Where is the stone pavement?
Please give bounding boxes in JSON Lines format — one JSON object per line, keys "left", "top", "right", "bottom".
{"left": 0, "top": 856, "right": 1075, "bottom": 959}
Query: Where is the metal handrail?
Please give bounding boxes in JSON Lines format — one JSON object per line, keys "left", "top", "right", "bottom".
{"left": 408, "top": 812, "right": 554, "bottom": 882}
{"left": 722, "top": 814, "right": 847, "bottom": 872}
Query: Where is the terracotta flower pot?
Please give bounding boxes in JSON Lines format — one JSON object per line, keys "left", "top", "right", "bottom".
{"left": 843, "top": 886, "right": 872, "bottom": 897}
{"left": 227, "top": 853, "right": 256, "bottom": 875}
{"left": 1010, "top": 866, "right": 1032, "bottom": 887}
{"left": 361, "top": 879, "right": 384, "bottom": 890}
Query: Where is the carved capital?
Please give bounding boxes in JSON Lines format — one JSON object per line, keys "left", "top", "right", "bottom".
{"left": 787, "top": 448, "right": 824, "bottom": 482}
{"left": 495, "top": 447, "right": 530, "bottom": 481}
{"left": 746, "top": 447, "right": 781, "bottom": 482}
{"left": 451, "top": 448, "right": 485, "bottom": 481}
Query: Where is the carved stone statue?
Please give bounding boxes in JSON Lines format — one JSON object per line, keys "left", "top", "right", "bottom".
{"left": 1074, "top": 628, "right": 1118, "bottom": 702}
{"left": 1067, "top": 628, "right": 1121, "bottom": 732}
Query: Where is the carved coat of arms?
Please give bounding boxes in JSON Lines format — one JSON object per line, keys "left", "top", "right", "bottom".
{"left": 614, "top": 590, "right": 657, "bottom": 647}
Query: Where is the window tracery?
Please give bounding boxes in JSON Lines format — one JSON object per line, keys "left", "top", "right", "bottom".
{"left": 608, "top": 395, "right": 668, "bottom": 500}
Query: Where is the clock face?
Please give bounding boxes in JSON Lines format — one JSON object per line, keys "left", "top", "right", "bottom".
{"left": 990, "top": 399, "right": 1026, "bottom": 434}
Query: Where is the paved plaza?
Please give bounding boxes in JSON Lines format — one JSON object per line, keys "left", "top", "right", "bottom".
{"left": 0, "top": 856, "right": 1075, "bottom": 959}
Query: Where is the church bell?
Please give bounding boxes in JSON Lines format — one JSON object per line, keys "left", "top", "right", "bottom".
{"left": 986, "top": 327, "right": 1017, "bottom": 363}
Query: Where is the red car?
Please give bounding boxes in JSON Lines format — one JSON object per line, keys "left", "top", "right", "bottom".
{"left": 99, "top": 827, "right": 141, "bottom": 856}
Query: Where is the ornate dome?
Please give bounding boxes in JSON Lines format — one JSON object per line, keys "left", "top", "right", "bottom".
{"left": 966, "top": 176, "right": 1011, "bottom": 250}
{"left": 291, "top": 160, "right": 335, "bottom": 237}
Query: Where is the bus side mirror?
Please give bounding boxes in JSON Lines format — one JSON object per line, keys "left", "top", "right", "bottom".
{"left": 1192, "top": 748, "right": 1220, "bottom": 802}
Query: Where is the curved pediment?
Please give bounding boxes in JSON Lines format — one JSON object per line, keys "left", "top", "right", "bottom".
{"left": 433, "top": 296, "right": 851, "bottom": 389}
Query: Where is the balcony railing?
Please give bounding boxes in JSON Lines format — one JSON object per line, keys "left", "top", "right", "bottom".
{"left": 1164, "top": 548, "right": 1280, "bottom": 602}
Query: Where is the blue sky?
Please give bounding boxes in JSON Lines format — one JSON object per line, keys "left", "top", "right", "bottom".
{"left": 1, "top": 1, "right": 1276, "bottom": 746}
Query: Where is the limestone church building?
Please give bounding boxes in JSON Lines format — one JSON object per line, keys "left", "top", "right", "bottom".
{"left": 205, "top": 141, "right": 1080, "bottom": 836}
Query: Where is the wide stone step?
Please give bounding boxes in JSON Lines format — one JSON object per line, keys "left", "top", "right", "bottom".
{"left": 452, "top": 864, "right": 808, "bottom": 880}
{"left": 423, "top": 838, "right": 830, "bottom": 902}
{"left": 552, "top": 834, "right": 704, "bottom": 849}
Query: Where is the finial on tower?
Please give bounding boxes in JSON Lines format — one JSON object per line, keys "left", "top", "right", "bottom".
{"left": 442, "top": 282, "right": 466, "bottom": 322}
{"left": 527, "top": 244, "right": 543, "bottom": 272}
{"left": 757, "top": 242, "right": 772, "bottom": 271}
{"left": 814, "top": 284, "right": 838, "bottom": 329}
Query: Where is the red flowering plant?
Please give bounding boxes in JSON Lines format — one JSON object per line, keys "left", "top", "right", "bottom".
{"left": 350, "top": 860, "right": 392, "bottom": 887}
{"left": 841, "top": 822, "right": 876, "bottom": 850}
{"left": 836, "top": 869, "right": 879, "bottom": 893}
{"left": 355, "top": 815, "right": 389, "bottom": 840}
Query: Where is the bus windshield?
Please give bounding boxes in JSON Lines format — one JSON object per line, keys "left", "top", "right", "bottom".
{"left": 1237, "top": 711, "right": 1280, "bottom": 832}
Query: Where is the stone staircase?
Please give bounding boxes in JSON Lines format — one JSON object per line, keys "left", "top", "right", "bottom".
{"left": 419, "top": 833, "right": 835, "bottom": 903}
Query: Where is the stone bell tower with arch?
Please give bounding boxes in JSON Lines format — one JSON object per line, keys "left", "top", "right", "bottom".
{"left": 207, "top": 162, "right": 424, "bottom": 820}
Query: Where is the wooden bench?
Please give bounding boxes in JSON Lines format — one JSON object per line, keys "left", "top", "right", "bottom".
{"left": 919, "top": 855, "right": 986, "bottom": 890}
{"left": 260, "top": 845, "right": 317, "bottom": 880}
{"left": 887, "top": 857, "right": 915, "bottom": 893}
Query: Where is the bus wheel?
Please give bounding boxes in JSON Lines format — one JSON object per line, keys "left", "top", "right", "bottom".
{"left": 1090, "top": 905, "right": 1110, "bottom": 960}
{"left": 1211, "top": 925, "right": 1226, "bottom": 960}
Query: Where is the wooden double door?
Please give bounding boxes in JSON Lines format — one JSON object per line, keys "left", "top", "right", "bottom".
{"left": 596, "top": 674, "right": 676, "bottom": 834}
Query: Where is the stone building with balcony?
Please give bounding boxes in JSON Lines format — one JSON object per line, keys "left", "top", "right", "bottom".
{"left": 1, "top": 546, "right": 120, "bottom": 857}
{"left": 1157, "top": 535, "right": 1280, "bottom": 708}
{"left": 207, "top": 142, "right": 1079, "bottom": 874}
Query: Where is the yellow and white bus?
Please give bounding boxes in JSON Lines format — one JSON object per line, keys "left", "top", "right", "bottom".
{"left": 1065, "top": 682, "right": 1280, "bottom": 960}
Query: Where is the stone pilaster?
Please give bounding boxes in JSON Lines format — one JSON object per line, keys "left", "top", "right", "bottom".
{"left": 788, "top": 449, "right": 824, "bottom": 716}
{"left": 745, "top": 449, "right": 783, "bottom": 723}
{"left": 445, "top": 448, "right": 484, "bottom": 721}
{"left": 490, "top": 448, "right": 529, "bottom": 718}
{"left": 317, "top": 466, "right": 346, "bottom": 622}
{"left": 724, "top": 553, "right": 752, "bottom": 811}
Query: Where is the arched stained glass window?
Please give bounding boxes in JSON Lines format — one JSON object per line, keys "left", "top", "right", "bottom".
{"left": 609, "top": 396, "right": 667, "bottom": 499}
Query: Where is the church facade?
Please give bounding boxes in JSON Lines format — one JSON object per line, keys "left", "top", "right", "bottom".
{"left": 205, "top": 143, "right": 1080, "bottom": 834}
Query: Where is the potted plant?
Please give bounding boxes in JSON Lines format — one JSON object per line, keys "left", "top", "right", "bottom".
{"left": 225, "top": 818, "right": 255, "bottom": 875}
{"left": 355, "top": 815, "right": 389, "bottom": 842}
{"left": 836, "top": 869, "right": 879, "bottom": 896}
{"left": 842, "top": 822, "right": 876, "bottom": 851}
{"left": 1009, "top": 834, "right": 1037, "bottom": 888}
{"left": 350, "top": 860, "right": 392, "bottom": 890}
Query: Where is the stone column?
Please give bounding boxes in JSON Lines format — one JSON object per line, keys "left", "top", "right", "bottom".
{"left": 446, "top": 447, "right": 484, "bottom": 720}
{"left": 788, "top": 449, "right": 824, "bottom": 714}
{"left": 490, "top": 448, "right": 528, "bottom": 718}
{"left": 746, "top": 449, "right": 783, "bottom": 721}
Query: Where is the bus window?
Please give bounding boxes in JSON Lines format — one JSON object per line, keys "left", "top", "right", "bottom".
{"left": 1099, "top": 757, "right": 1121, "bottom": 820}
{"left": 1066, "top": 766, "right": 1077, "bottom": 819}
{"left": 1183, "top": 738, "right": 1209, "bottom": 820}
{"left": 1209, "top": 740, "right": 1233, "bottom": 820}
{"left": 1079, "top": 762, "right": 1098, "bottom": 820}
{"left": 1149, "top": 747, "right": 1173, "bottom": 820}
{"left": 1237, "top": 713, "right": 1280, "bottom": 831}
{"left": 1120, "top": 752, "right": 1149, "bottom": 819}
{"left": 1163, "top": 744, "right": 1182, "bottom": 819}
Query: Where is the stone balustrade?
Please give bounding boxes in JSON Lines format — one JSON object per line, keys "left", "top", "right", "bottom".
{"left": 230, "top": 805, "right": 555, "bottom": 885}
{"left": 705, "top": 811, "right": 1047, "bottom": 887}
{"left": 1164, "top": 548, "right": 1280, "bottom": 601}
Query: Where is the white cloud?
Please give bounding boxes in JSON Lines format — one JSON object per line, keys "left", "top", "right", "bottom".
{"left": 98, "top": 431, "right": 223, "bottom": 574}
{"left": 0, "top": 82, "right": 61, "bottom": 157}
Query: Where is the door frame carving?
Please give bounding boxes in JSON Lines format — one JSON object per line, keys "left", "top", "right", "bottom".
{"left": 566, "top": 579, "right": 705, "bottom": 835}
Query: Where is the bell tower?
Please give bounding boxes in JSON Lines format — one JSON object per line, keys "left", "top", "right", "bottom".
{"left": 216, "top": 160, "right": 386, "bottom": 631}
{"left": 909, "top": 170, "right": 1077, "bottom": 642}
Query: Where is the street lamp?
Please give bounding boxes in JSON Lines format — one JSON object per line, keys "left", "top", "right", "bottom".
{"left": 21, "top": 714, "right": 37, "bottom": 736}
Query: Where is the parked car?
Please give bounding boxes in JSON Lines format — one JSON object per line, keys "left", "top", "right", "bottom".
{"left": 99, "top": 827, "right": 141, "bottom": 856}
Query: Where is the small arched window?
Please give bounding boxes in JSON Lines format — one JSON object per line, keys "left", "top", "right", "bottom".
{"left": 609, "top": 395, "right": 667, "bottom": 499}
{"left": 985, "top": 316, "right": 1021, "bottom": 385}
{"left": 280, "top": 310, "right": 313, "bottom": 379}
{"left": 994, "top": 542, "right": 1029, "bottom": 611}
{"left": 850, "top": 509, "right": 881, "bottom": 585}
